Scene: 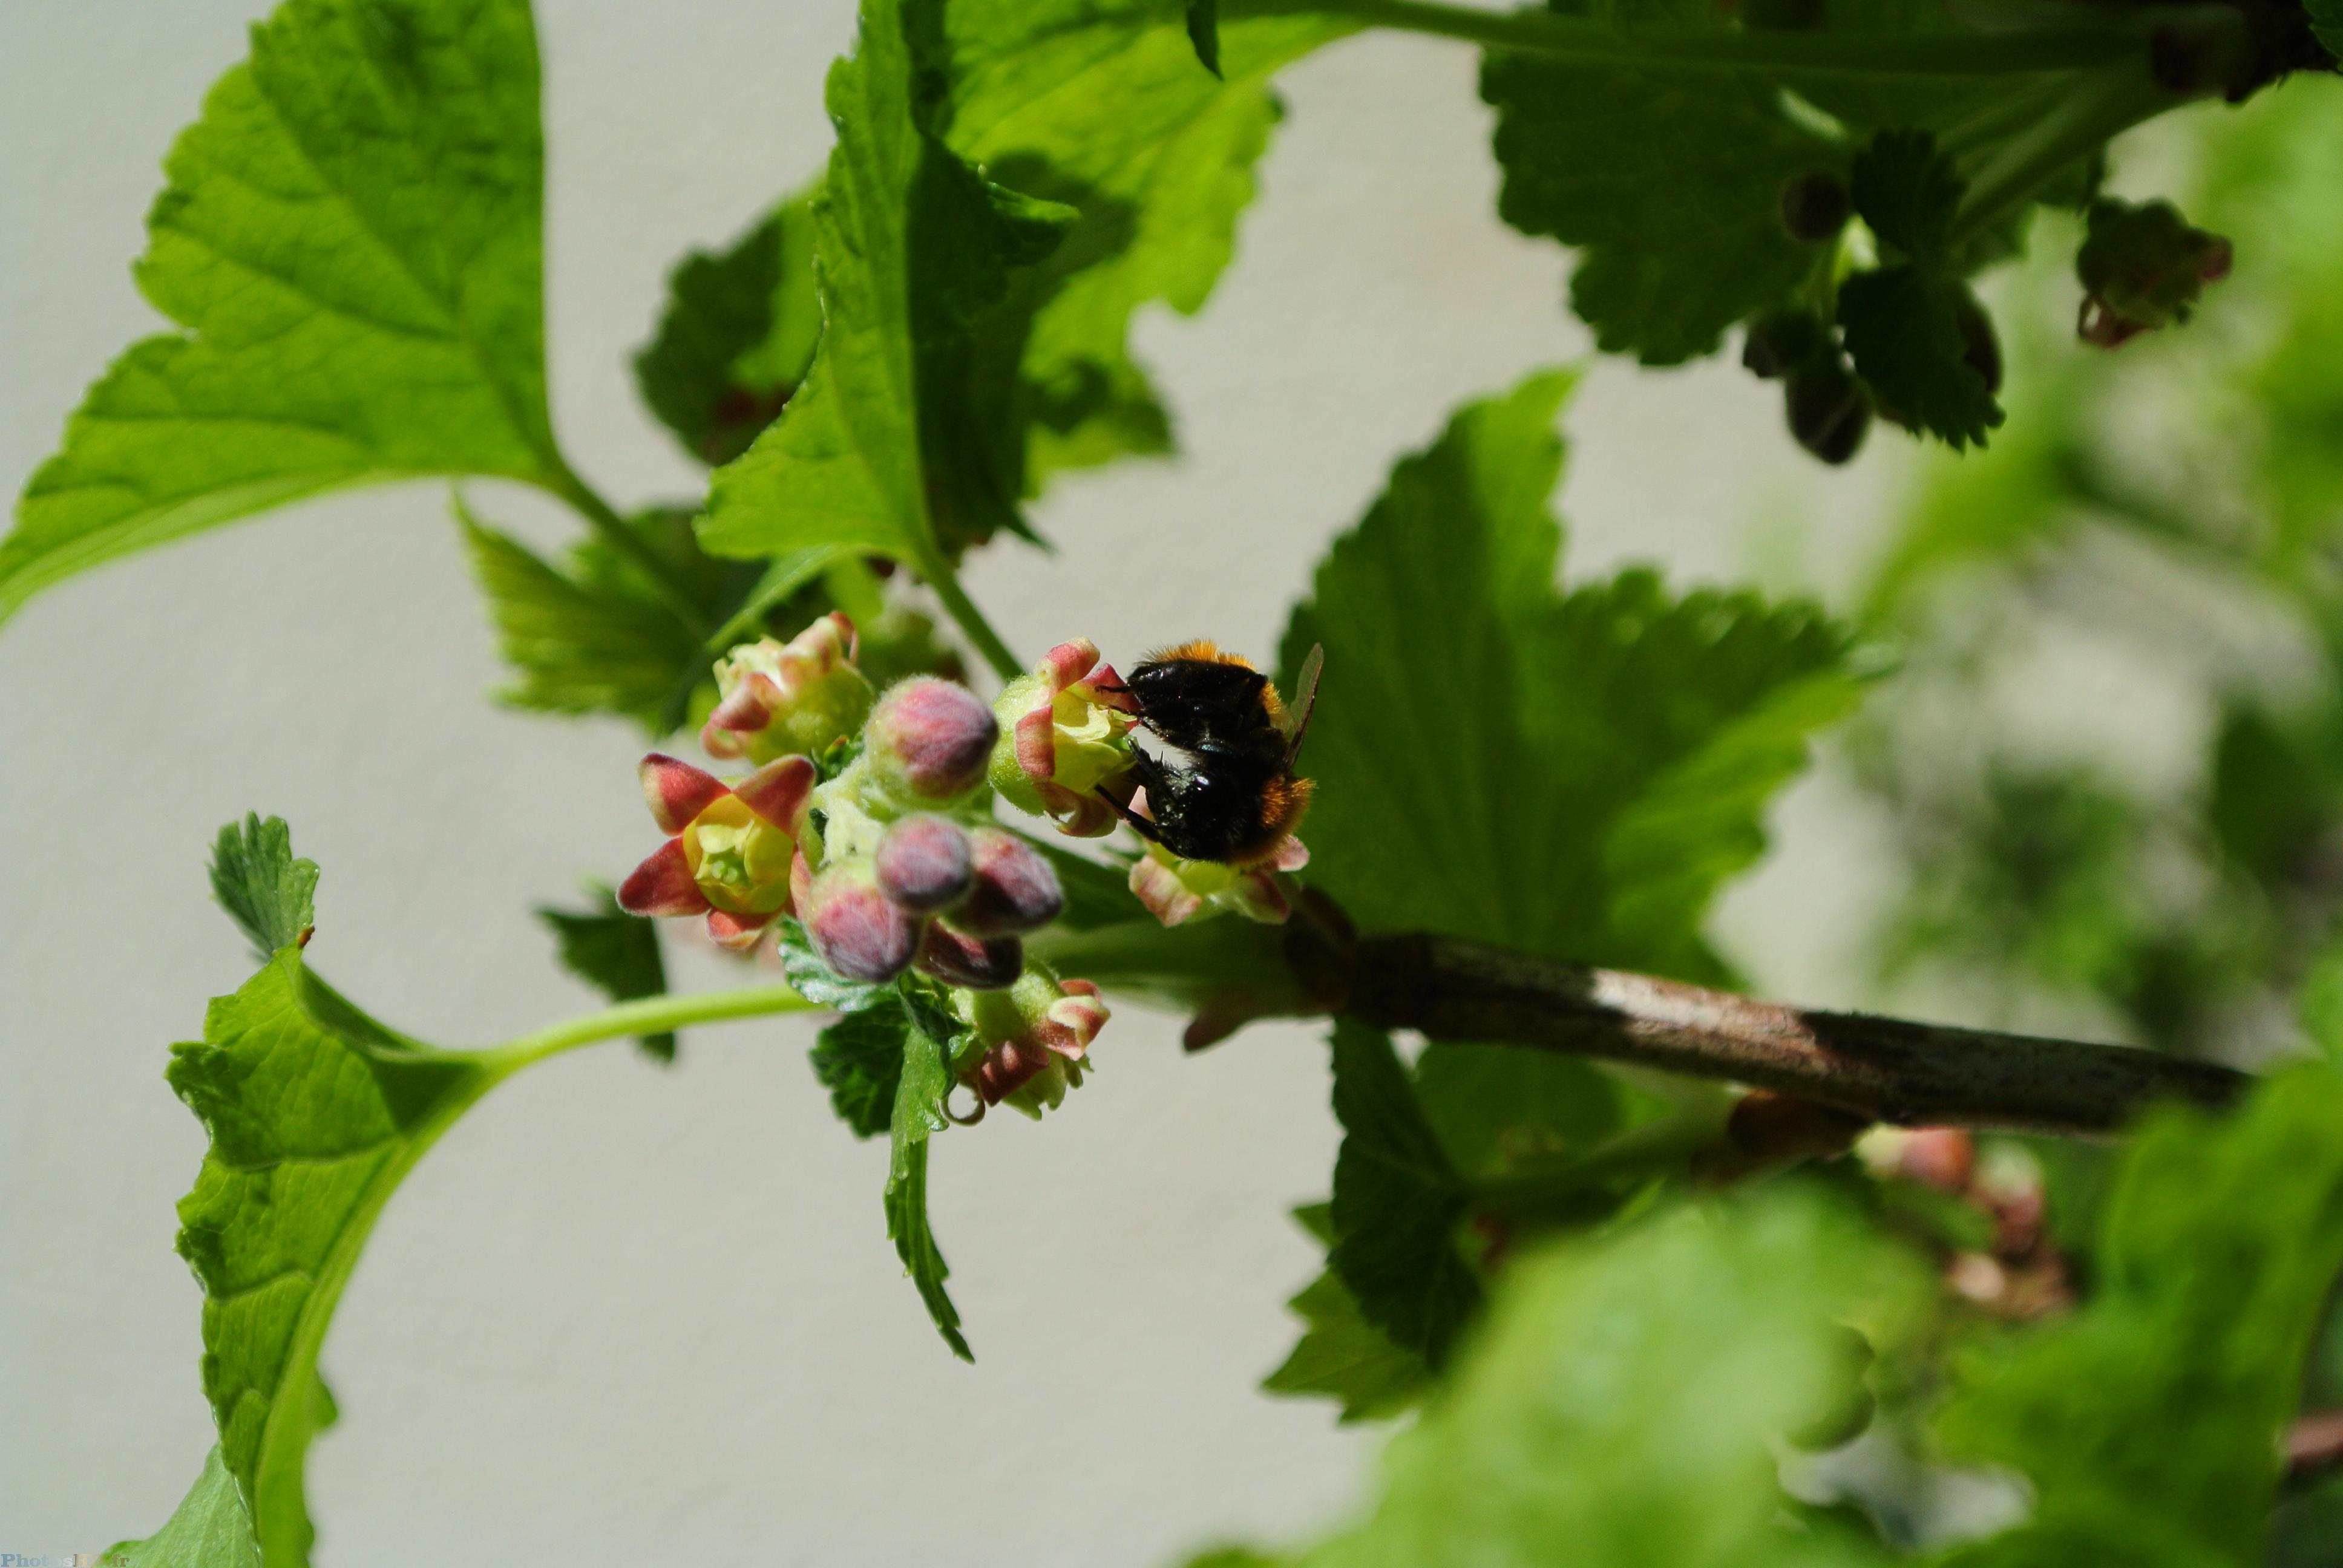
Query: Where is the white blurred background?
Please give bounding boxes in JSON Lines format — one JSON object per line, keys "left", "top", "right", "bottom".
{"left": 0, "top": 3, "right": 1906, "bottom": 1562}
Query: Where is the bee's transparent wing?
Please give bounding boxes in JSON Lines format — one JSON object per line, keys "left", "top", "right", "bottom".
{"left": 1282, "top": 643, "right": 1323, "bottom": 765}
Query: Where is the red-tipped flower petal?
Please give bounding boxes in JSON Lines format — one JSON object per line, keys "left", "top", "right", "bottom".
{"left": 706, "top": 907, "right": 780, "bottom": 952}
{"left": 1038, "top": 637, "right": 1099, "bottom": 691}
{"left": 640, "top": 753, "right": 729, "bottom": 835}
{"left": 618, "top": 838, "right": 711, "bottom": 917}
{"left": 733, "top": 754, "right": 817, "bottom": 836}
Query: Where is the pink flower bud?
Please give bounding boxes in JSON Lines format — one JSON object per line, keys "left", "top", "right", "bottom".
{"left": 914, "top": 922, "right": 1023, "bottom": 990}
{"left": 802, "top": 863, "right": 921, "bottom": 983}
{"left": 873, "top": 813, "right": 975, "bottom": 913}
{"left": 951, "top": 828, "right": 1064, "bottom": 936}
{"left": 866, "top": 678, "right": 998, "bottom": 802}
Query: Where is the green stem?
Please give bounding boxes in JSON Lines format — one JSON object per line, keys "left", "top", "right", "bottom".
{"left": 478, "top": 982, "right": 817, "bottom": 1074}
{"left": 1948, "top": 64, "right": 2206, "bottom": 245}
{"left": 914, "top": 545, "right": 1024, "bottom": 682}
{"left": 540, "top": 460, "right": 715, "bottom": 638}
{"left": 1228, "top": 0, "right": 2171, "bottom": 74}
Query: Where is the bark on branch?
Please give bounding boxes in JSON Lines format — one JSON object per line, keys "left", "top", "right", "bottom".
{"left": 1329, "top": 930, "right": 2247, "bottom": 1137}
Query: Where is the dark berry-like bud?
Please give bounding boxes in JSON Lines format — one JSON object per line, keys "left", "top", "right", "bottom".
{"left": 866, "top": 678, "right": 998, "bottom": 802}
{"left": 873, "top": 813, "right": 974, "bottom": 913}
{"left": 1778, "top": 172, "right": 1850, "bottom": 243}
{"left": 802, "top": 863, "right": 920, "bottom": 982}
{"left": 1951, "top": 286, "right": 2002, "bottom": 396}
{"left": 915, "top": 922, "right": 1024, "bottom": 990}
{"left": 1742, "top": 308, "right": 1826, "bottom": 381}
{"left": 1786, "top": 359, "right": 1872, "bottom": 465}
{"left": 951, "top": 827, "right": 1066, "bottom": 936}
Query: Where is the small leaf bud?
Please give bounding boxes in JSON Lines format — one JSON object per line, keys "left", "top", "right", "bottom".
{"left": 914, "top": 921, "right": 1024, "bottom": 990}
{"left": 802, "top": 862, "right": 922, "bottom": 983}
{"left": 951, "top": 828, "right": 1066, "bottom": 936}
{"left": 873, "top": 813, "right": 975, "bottom": 913}
{"left": 1778, "top": 171, "right": 1850, "bottom": 243}
{"left": 865, "top": 677, "right": 998, "bottom": 803}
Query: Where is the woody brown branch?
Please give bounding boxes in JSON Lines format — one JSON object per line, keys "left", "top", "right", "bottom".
{"left": 1317, "top": 928, "right": 2248, "bottom": 1137}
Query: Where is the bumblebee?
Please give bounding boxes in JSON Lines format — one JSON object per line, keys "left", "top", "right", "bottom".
{"left": 1096, "top": 641, "right": 1322, "bottom": 866}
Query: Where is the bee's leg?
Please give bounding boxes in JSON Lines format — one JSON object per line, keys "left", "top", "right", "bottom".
{"left": 1095, "top": 786, "right": 1161, "bottom": 842}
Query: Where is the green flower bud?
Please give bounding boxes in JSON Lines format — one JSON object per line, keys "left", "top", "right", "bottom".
{"left": 703, "top": 613, "right": 876, "bottom": 765}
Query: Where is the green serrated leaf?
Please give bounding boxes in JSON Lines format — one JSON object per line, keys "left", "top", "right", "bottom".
{"left": 172, "top": 946, "right": 485, "bottom": 1567}
{"left": 698, "top": 0, "right": 1076, "bottom": 570}
{"left": 1850, "top": 129, "right": 1961, "bottom": 263}
{"left": 635, "top": 183, "right": 824, "bottom": 466}
{"left": 1328, "top": 1021, "right": 1480, "bottom": 1369}
{"left": 936, "top": 1, "right": 1346, "bottom": 488}
{"left": 1279, "top": 371, "right": 1860, "bottom": 983}
{"left": 458, "top": 501, "right": 714, "bottom": 732}
{"left": 1185, "top": 0, "right": 1223, "bottom": 74}
{"left": 2309, "top": 0, "right": 2343, "bottom": 62}
{"left": 4, "top": 0, "right": 554, "bottom": 623}
{"left": 810, "top": 1001, "right": 911, "bottom": 1137}
{"left": 1935, "top": 1067, "right": 2343, "bottom": 1567}
{"left": 1291, "top": 1191, "right": 1913, "bottom": 1568}
{"left": 105, "top": 1446, "right": 262, "bottom": 1568}
{"left": 1262, "top": 1267, "right": 1433, "bottom": 1423}
{"left": 209, "top": 813, "right": 319, "bottom": 959}
{"left": 1838, "top": 266, "right": 2003, "bottom": 449}
{"left": 1481, "top": 53, "right": 1831, "bottom": 365}
{"left": 886, "top": 1139, "right": 969, "bottom": 1362}
{"left": 536, "top": 884, "right": 673, "bottom": 1063}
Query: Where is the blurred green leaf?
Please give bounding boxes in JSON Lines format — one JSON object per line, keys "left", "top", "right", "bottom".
{"left": 536, "top": 884, "right": 673, "bottom": 1063}
{"left": 1411, "top": 1042, "right": 1626, "bottom": 1181}
{"left": 1280, "top": 371, "right": 1861, "bottom": 983}
{"left": 105, "top": 1447, "right": 260, "bottom": 1568}
{"left": 1936, "top": 1067, "right": 2343, "bottom": 1567}
{"left": 1291, "top": 1191, "right": 1913, "bottom": 1568}
{"left": 4, "top": 0, "right": 554, "bottom": 622}
{"left": 635, "top": 185, "right": 824, "bottom": 466}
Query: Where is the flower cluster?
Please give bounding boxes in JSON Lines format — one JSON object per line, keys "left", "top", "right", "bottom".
{"left": 618, "top": 617, "right": 1110, "bottom": 1116}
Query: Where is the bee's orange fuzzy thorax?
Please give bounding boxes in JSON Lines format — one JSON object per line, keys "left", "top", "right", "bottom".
{"left": 1231, "top": 775, "right": 1314, "bottom": 866}
{"left": 1146, "top": 639, "right": 1254, "bottom": 669}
